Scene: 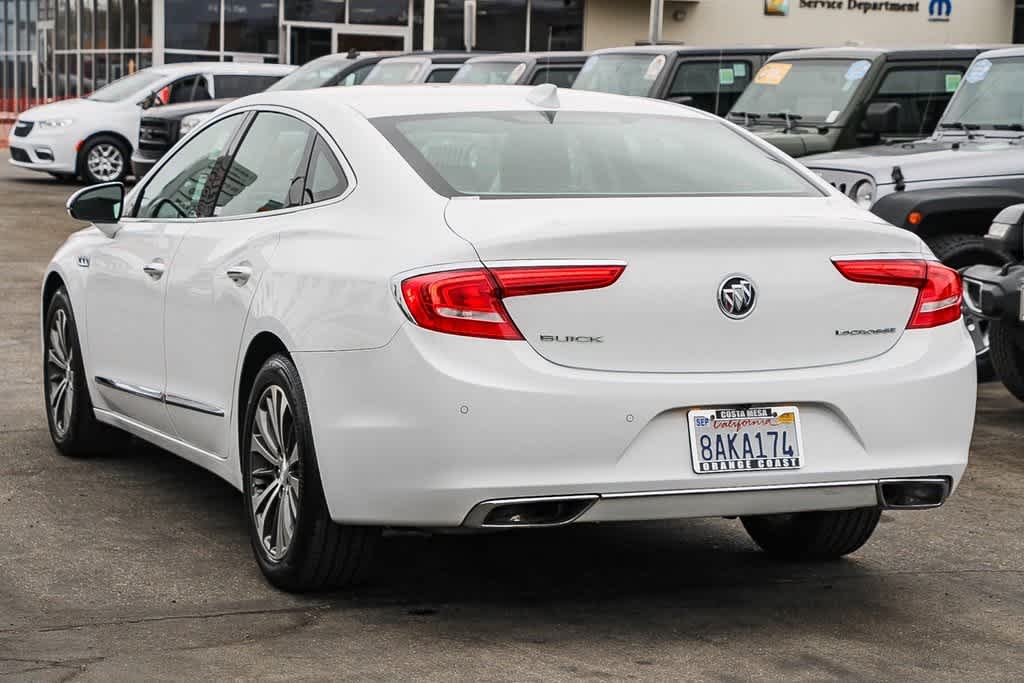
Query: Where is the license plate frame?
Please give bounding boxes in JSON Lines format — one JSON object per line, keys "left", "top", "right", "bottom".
{"left": 687, "top": 405, "right": 804, "bottom": 475}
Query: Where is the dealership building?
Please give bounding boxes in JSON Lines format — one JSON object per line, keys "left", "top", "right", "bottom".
{"left": 2, "top": 0, "right": 1024, "bottom": 109}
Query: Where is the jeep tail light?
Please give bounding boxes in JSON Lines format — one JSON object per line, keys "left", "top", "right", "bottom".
{"left": 400, "top": 265, "right": 625, "bottom": 339}
{"left": 832, "top": 258, "right": 962, "bottom": 329}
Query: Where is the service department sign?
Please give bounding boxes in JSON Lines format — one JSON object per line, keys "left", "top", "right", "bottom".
{"left": 794, "top": 0, "right": 953, "bottom": 20}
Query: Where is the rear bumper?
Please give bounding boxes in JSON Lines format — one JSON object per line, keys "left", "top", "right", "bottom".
{"left": 294, "top": 321, "right": 976, "bottom": 528}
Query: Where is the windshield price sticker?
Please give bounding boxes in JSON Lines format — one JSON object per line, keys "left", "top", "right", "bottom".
{"left": 966, "top": 59, "right": 992, "bottom": 84}
{"left": 945, "top": 73, "right": 962, "bottom": 93}
{"left": 845, "top": 60, "right": 872, "bottom": 82}
{"left": 719, "top": 68, "right": 735, "bottom": 85}
{"left": 507, "top": 63, "right": 527, "bottom": 83}
{"left": 754, "top": 62, "right": 792, "bottom": 86}
{"left": 644, "top": 54, "right": 667, "bottom": 81}
{"left": 733, "top": 63, "right": 747, "bottom": 78}
{"left": 826, "top": 110, "right": 840, "bottom": 124}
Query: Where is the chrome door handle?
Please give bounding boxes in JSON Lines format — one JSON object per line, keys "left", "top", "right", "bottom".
{"left": 143, "top": 260, "right": 166, "bottom": 280}
{"left": 226, "top": 264, "right": 253, "bottom": 285}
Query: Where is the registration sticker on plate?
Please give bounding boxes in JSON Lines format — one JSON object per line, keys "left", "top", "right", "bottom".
{"left": 688, "top": 406, "right": 804, "bottom": 475}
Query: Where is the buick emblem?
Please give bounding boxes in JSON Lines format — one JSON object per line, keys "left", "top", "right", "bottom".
{"left": 718, "top": 275, "right": 757, "bottom": 319}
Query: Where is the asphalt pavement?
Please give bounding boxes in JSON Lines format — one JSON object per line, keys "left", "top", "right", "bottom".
{"left": 0, "top": 153, "right": 1022, "bottom": 681}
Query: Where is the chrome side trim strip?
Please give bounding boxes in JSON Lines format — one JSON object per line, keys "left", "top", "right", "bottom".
{"left": 94, "top": 377, "right": 224, "bottom": 417}
{"left": 164, "top": 393, "right": 226, "bottom": 417}
{"left": 94, "top": 376, "right": 164, "bottom": 401}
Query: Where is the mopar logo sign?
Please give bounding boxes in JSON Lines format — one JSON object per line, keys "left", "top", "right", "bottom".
{"left": 929, "top": 0, "right": 951, "bottom": 21}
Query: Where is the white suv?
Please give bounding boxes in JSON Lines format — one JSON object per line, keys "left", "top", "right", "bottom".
{"left": 8, "top": 62, "right": 292, "bottom": 184}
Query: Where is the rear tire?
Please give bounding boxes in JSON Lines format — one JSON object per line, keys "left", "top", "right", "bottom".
{"left": 241, "top": 354, "right": 379, "bottom": 592}
{"left": 44, "top": 287, "right": 120, "bottom": 456}
{"left": 927, "top": 233, "right": 1009, "bottom": 382}
{"left": 990, "top": 321, "right": 1024, "bottom": 401}
{"left": 741, "top": 508, "right": 881, "bottom": 560}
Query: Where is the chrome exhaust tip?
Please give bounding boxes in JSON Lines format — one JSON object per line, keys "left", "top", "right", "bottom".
{"left": 877, "top": 478, "right": 951, "bottom": 510}
{"left": 463, "top": 494, "right": 599, "bottom": 528}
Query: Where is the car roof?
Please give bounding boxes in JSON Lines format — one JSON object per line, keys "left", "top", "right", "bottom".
{"left": 302, "top": 52, "right": 393, "bottom": 67}
{"left": 150, "top": 61, "right": 294, "bottom": 76}
{"left": 592, "top": 45, "right": 804, "bottom": 58}
{"left": 465, "top": 51, "right": 591, "bottom": 65}
{"left": 975, "top": 46, "right": 1024, "bottom": 60}
{"left": 768, "top": 45, "right": 1001, "bottom": 62}
{"left": 232, "top": 84, "right": 711, "bottom": 120}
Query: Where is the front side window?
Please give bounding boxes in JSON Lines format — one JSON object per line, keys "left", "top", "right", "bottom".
{"left": 136, "top": 114, "right": 243, "bottom": 219}
{"left": 668, "top": 61, "right": 753, "bottom": 116}
{"left": 730, "top": 59, "right": 873, "bottom": 124}
{"left": 373, "top": 111, "right": 818, "bottom": 198}
{"left": 572, "top": 54, "right": 665, "bottom": 98}
{"left": 869, "top": 65, "right": 966, "bottom": 136}
{"left": 942, "top": 57, "right": 1024, "bottom": 129}
{"left": 216, "top": 112, "right": 315, "bottom": 217}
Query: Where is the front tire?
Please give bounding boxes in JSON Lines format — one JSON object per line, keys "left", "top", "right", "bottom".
{"left": 241, "top": 354, "right": 379, "bottom": 592}
{"left": 741, "top": 508, "right": 881, "bottom": 560}
{"left": 927, "top": 233, "right": 1009, "bottom": 382}
{"left": 990, "top": 321, "right": 1024, "bottom": 401}
{"left": 43, "top": 287, "right": 114, "bottom": 456}
{"left": 79, "top": 135, "right": 130, "bottom": 184}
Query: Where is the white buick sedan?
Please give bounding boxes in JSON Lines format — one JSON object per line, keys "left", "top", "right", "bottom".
{"left": 43, "top": 85, "right": 976, "bottom": 592}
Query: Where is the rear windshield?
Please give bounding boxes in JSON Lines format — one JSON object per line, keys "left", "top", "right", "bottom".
{"left": 372, "top": 111, "right": 819, "bottom": 198}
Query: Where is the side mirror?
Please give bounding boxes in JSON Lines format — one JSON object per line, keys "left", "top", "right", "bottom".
{"left": 67, "top": 182, "right": 125, "bottom": 237}
{"left": 863, "top": 102, "right": 901, "bottom": 134}
{"left": 987, "top": 203, "right": 1024, "bottom": 261}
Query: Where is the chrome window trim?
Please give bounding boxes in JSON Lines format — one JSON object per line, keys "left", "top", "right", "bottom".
{"left": 127, "top": 104, "right": 356, "bottom": 225}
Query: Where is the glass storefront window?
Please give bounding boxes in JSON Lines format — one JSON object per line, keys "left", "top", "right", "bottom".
{"left": 81, "top": 0, "right": 92, "bottom": 49}
{"left": 95, "top": 53, "right": 106, "bottom": 88}
{"left": 138, "top": 0, "right": 149, "bottom": 48}
{"left": 95, "top": 0, "right": 106, "bottom": 48}
{"left": 80, "top": 52, "right": 91, "bottom": 93}
{"left": 434, "top": 0, "right": 529, "bottom": 52}
{"left": 109, "top": 0, "right": 120, "bottom": 48}
{"left": 55, "top": 0, "right": 66, "bottom": 49}
{"left": 67, "top": 0, "right": 76, "bottom": 49}
{"left": 123, "top": 0, "right": 134, "bottom": 47}
{"left": 349, "top": 0, "right": 406, "bottom": 25}
{"left": 530, "top": 0, "right": 583, "bottom": 51}
{"left": 224, "top": 0, "right": 278, "bottom": 54}
{"left": 165, "top": 0, "right": 218, "bottom": 51}
{"left": 284, "top": 0, "right": 344, "bottom": 24}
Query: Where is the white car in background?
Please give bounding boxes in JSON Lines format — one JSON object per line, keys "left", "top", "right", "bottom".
{"left": 9, "top": 62, "right": 293, "bottom": 184}
{"left": 44, "top": 85, "right": 976, "bottom": 592}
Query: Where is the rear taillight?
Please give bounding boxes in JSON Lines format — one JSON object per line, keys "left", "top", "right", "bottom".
{"left": 833, "top": 258, "right": 962, "bottom": 329}
{"left": 400, "top": 264, "right": 625, "bottom": 339}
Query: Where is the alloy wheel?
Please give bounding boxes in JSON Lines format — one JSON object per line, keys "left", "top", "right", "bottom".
{"left": 249, "top": 385, "right": 302, "bottom": 563}
{"left": 86, "top": 143, "right": 124, "bottom": 182}
{"left": 46, "top": 308, "right": 75, "bottom": 437}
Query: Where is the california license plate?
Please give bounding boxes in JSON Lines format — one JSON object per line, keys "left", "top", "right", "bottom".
{"left": 688, "top": 406, "right": 804, "bottom": 475}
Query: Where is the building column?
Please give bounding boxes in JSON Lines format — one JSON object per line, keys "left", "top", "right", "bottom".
{"left": 648, "top": 0, "right": 663, "bottom": 44}
{"left": 153, "top": 0, "right": 165, "bottom": 65}
{"left": 423, "top": 0, "right": 435, "bottom": 51}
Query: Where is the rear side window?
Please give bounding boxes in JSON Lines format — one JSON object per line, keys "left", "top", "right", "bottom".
{"left": 302, "top": 137, "right": 348, "bottom": 204}
{"left": 869, "top": 65, "right": 966, "bottom": 136}
{"left": 216, "top": 112, "right": 315, "bottom": 216}
{"left": 531, "top": 67, "right": 581, "bottom": 88}
{"left": 668, "top": 61, "right": 753, "bottom": 115}
{"left": 214, "top": 74, "right": 283, "bottom": 98}
{"left": 373, "top": 111, "right": 818, "bottom": 198}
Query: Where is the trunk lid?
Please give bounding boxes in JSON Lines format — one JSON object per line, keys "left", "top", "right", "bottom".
{"left": 445, "top": 196, "right": 925, "bottom": 373}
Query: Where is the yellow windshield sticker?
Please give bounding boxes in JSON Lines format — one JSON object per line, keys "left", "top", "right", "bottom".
{"left": 755, "top": 62, "right": 792, "bottom": 86}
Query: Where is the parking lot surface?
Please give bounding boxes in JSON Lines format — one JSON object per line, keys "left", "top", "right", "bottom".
{"left": 0, "top": 153, "right": 1022, "bottom": 681}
